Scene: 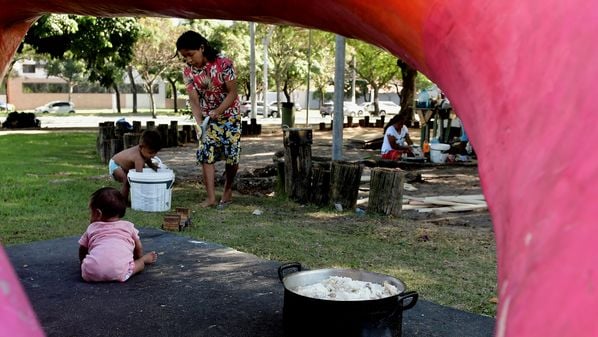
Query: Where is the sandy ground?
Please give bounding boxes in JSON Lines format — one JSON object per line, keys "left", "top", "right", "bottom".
{"left": 158, "top": 126, "right": 492, "bottom": 229}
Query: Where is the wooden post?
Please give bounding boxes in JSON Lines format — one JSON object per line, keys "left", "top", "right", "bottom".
{"left": 283, "top": 128, "right": 313, "bottom": 203}
{"left": 368, "top": 167, "right": 405, "bottom": 216}
{"left": 97, "top": 123, "right": 115, "bottom": 163}
{"left": 330, "top": 161, "right": 363, "bottom": 210}
{"left": 169, "top": 121, "right": 179, "bottom": 147}
{"left": 132, "top": 121, "right": 142, "bottom": 133}
{"left": 310, "top": 161, "right": 331, "bottom": 206}
{"left": 364, "top": 116, "right": 370, "bottom": 127}
{"left": 157, "top": 124, "right": 169, "bottom": 148}
{"left": 241, "top": 120, "right": 249, "bottom": 136}
{"left": 123, "top": 133, "right": 141, "bottom": 149}
{"left": 146, "top": 121, "right": 156, "bottom": 130}
{"left": 251, "top": 118, "right": 259, "bottom": 135}
{"left": 109, "top": 138, "right": 123, "bottom": 160}
{"left": 182, "top": 125, "right": 192, "bottom": 143}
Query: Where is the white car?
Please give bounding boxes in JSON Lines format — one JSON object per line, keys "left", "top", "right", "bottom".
{"left": 34, "top": 101, "right": 75, "bottom": 113}
{"left": 363, "top": 101, "right": 401, "bottom": 116}
{"left": 0, "top": 101, "right": 15, "bottom": 112}
{"left": 343, "top": 101, "right": 364, "bottom": 117}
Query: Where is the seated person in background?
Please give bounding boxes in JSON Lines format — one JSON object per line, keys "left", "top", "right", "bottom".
{"left": 79, "top": 187, "right": 157, "bottom": 282}
{"left": 109, "top": 129, "right": 162, "bottom": 201}
{"left": 381, "top": 114, "right": 414, "bottom": 160}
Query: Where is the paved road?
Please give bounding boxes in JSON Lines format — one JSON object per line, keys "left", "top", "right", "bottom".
{"left": 1, "top": 109, "right": 381, "bottom": 129}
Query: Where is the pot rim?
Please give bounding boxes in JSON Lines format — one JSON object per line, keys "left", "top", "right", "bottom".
{"left": 281, "top": 267, "right": 407, "bottom": 302}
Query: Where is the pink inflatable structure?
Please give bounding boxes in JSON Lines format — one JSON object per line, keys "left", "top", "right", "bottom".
{"left": 1, "top": 0, "right": 597, "bottom": 336}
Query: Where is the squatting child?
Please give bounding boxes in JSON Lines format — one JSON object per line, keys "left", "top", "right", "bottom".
{"left": 79, "top": 187, "right": 157, "bottom": 282}
{"left": 109, "top": 129, "right": 162, "bottom": 200}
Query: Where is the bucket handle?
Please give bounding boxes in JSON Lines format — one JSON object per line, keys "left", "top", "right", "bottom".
{"left": 166, "top": 179, "right": 174, "bottom": 189}
{"left": 277, "top": 262, "right": 302, "bottom": 282}
{"left": 127, "top": 177, "right": 175, "bottom": 189}
{"left": 398, "top": 291, "right": 419, "bottom": 311}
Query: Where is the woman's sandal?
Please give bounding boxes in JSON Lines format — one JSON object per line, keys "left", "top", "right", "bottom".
{"left": 217, "top": 200, "right": 232, "bottom": 210}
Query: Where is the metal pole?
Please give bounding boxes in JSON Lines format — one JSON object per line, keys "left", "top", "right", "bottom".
{"left": 351, "top": 56, "right": 356, "bottom": 103}
{"left": 332, "top": 35, "right": 346, "bottom": 160}
{"left": 305, "top": 29, "right": 312, "bottom": 127}
{"left": 249, "top": 22, "right": 257, "bottom": 118}
{"left": 263, "top": 26, "right": 274, "bottom": 118}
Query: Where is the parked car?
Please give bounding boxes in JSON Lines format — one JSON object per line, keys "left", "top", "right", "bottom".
{"left": 243, "top": 101, "right": 280, "bottom": 118}
{"left": 319, "top": 101, "right": 334, "bottom": 117}
{"left": 239, "top": 100, "right": 251, "bottom": 117}
{"left": 0, "top": 101, "right": 16, "bottom": 112}
{"left": 343, "top": 101, "right": 364, "bottom": 117}
{"left": 363, "top": 101, "right": 401, "bottom": 116}
{"left": 34, "top": 101, "right": 75, "bottom": 113}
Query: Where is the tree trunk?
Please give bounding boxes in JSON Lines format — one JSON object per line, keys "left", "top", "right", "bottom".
{"left": 112, "top": 83, "right": 121, "bottom": 113}
{"left": 128, "top": 66, "right": 137, "bottom": 113}
{"left": 283, "top": 128, "right": 313, "bottom": 203}
{"left": 310, "top": 162, "right": 331, "bottom": 206}
{"left": 368, "top": 167, "right": 404, "bottom": 216}
{"left": 283, "top": 77, "right": 291, "bottom": 102}
{"left": 168, "top": 78, "right": 178, "bottom": 112}
{"left": 397, "top": 59, "right": 417, "bottom": 123}
{"left": 330, "top": 161, "right": 363, "bottom": 210}
{"left": 146, "top": 82, "right": 156, "bottom": 119}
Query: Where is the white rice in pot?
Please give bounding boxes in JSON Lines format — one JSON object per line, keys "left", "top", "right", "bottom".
{"left": 293, "top": 276, "right": 400, "bottom": 301}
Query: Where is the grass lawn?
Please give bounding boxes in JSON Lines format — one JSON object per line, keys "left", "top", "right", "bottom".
{"left": 0, "top": 131, "right": 497, "bottom": 317}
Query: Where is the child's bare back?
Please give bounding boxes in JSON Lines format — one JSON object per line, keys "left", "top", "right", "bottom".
{"left": 108, "top": 130, "right": 163, "bottom": 200}
{"left": 112, "top": 145, "right": 147, "bottom": 173}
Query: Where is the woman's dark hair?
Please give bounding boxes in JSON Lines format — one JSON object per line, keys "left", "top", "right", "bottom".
{"left": 384, "top": 114, "right": 406, "bottom": 133}
{"left": 90, "top": 187, "right": 126, "bottom": 219}
{"left": 176, "top": 30, "right": 220, "bottom": 62}
{"left": 139, "top": 129, "right": 162, "bottom": 152}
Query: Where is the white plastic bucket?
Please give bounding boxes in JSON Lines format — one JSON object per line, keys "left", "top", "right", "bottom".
{"left": 127, "top": 168, "right": 175, "bottom": 212}
{"left": 429, "top": 143, "right": 451, "bottom": 163}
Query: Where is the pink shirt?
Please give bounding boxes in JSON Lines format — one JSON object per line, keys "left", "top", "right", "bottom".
{"left": 78, "top": 220, "right": 139, "bottom": 282}
{"left": 182, "top": 55, "right": 240, "bottom": 118}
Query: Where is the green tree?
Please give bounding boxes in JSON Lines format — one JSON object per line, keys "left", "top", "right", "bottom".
{"left": 348, "top": 39, "right": 400, "bottom": 115}
{"left": 44, "top": 52, "right": 87, "bottom": 102}
{"left": 266, "top": 25, "right": 309, "bottom": 110}
{"left": 22, "top": 15, "right": 141, "bottom": 112}
{"left": 132, "top": 18, "right": 179, "bottom": 118}
{"left": 308, "top": 31, "right": 336, "bottom": 106}
{"left": 211, "top": 22, "right": 253, "bottom": 100}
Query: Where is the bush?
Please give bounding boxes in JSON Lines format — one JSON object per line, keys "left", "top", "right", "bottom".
{"left": 2, "top": 112, "right": 41, "bottom": 129}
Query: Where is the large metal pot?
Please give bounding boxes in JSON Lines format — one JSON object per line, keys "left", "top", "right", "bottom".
{"left": 278, "top": 262, "right": 418, "bottom": 337}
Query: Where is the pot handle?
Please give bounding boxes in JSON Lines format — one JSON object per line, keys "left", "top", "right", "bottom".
{"left": 277, "top": 262, "right": 302, "bottom": 282}
{"left": 398, "top": 291, "right": 419, "bottom": 311}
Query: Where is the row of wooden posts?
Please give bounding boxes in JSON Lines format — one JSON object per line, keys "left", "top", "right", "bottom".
{"left": 280, "top": 128, "right": 405, "bottom": 216}
{"left": 96, "top": 120, "right": 196, "bottom": 164}
{"left": 96, "top": 120, "right": 404, "bottom": 215}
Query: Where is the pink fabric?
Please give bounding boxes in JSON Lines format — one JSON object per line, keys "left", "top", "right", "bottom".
{"left": 79, "top": 220, "right": 139, "bottom": 282}
{"left": 0, "top": 247, "right": 44, "bottom": 337}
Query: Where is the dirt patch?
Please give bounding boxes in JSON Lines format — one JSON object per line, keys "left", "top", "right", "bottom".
{"left": 158, "top": 127, "right": 492, "bottom": 228}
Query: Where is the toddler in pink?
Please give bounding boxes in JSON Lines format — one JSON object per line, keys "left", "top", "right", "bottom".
{"left": 79, "top": 187, "right": 157, "bottom": 282}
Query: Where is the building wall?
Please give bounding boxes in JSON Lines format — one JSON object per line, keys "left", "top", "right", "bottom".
{"left": 6, "top": 60, "right": 168, "bottom": 111}
{"left": 7, "top": 77, "right": 113, "bottom": 110}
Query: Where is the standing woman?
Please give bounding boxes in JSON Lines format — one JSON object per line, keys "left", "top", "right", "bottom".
{"left": 176, "top": 30, "right": 241, "bottom": 208}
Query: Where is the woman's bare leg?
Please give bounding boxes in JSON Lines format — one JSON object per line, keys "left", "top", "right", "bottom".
{"left": 201, "top": 163, "right": 217, "bottom": 207}
{"left": 221, "top": 163, "right": 238, "bottom": 203}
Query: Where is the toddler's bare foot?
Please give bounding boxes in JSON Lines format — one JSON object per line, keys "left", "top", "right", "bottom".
{"left": 143, "top": 251, "right": 158, "bottom": 265}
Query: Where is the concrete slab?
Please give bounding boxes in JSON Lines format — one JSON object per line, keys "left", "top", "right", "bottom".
{"left": 7, "top": 228, "right": 494, "bottom": 337}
